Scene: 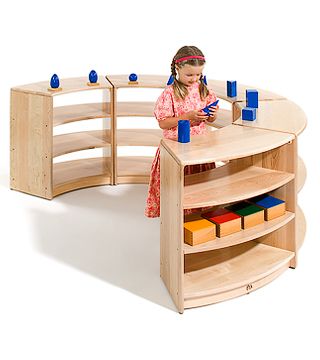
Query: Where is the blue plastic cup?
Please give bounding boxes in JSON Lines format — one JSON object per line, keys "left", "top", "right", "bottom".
{"left": 178, "top": 120, "right": 190, "bottom": 143}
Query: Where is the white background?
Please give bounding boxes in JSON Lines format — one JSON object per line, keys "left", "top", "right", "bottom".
{"left": 0, "top": 1, "right": 319, "bottom": 359}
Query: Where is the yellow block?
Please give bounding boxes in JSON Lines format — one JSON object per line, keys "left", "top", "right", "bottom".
{"left": 184, "top": 219, "right": 216, "bottom": 246}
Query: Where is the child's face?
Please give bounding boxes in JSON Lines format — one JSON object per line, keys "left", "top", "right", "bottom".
{"left": 176, "top": 64, "right": 204, "bottom": 86}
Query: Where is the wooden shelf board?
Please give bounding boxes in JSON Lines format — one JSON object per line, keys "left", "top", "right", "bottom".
{"left": 184, "top": 242, "right": 294, "bottom": 303}
{"left": 53, "top": 103, "right": 111, "bottom": 126}
{"left": 117, "top": 129, "right": 162, "bottom": 147}
{"left": 12, "top": 76, "right": 112, "bottom": 97}
{"left": 106, "top": 74, "right": 168, "bottom": 89}
{"left": 206, "top": 108, "right": 233, "bottom": 129}
{"left": 297, "top": 206, "right": 306, "bottom": 250}
{"left": 53, "top": 130, "right": 111, "bottom": 157}
{"left": 116, "top": 156, "right": 153, "bottom": 184}
{"left": 297, "top": 157, "right": 306, "bottom": 193}
{"left": 117, "top": 102, "right": 155, "bottom": 117}
{"left": 184, "top": 211, "right": 294, "bottom": 254}
{"left": 184, "top": 163, "right": 294, "bottom": 209}
{"left": 53, "top": 157, "right": 111, "bottom": 196}
{"left": 162, "top": 124, "right": 294, "bottom": 166}
{"left": 233, "top": 100, "right": 307, "bottom": 136}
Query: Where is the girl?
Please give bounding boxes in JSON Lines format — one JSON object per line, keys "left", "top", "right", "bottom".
{"left": 145, "top": 45, "right": 218, "bottom": 218}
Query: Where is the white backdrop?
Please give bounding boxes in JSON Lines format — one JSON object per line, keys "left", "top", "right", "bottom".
{"left": 1, "top": 1, "right": 319, "bottom": 359}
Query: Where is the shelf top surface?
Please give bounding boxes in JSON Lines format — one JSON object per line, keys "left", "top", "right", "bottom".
{"left": 161, "top": 124, "right": 295, "bottom": 165}
{"left": 106, "top": 74, "right": 168, "bottom": 88}
{"left": 234, "top": 99, "right": 307, "bottom": 136}
{"left": 11, "top": 76, "right": 112, "bottom": 96}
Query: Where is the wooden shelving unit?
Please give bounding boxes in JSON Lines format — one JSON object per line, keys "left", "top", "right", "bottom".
{"left": 10, "top": 74, "right": 307, "bottom": 313}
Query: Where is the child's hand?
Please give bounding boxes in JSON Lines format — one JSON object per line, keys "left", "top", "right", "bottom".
{"left": 184, "top": 110, "right": 208, "bottom": 123}
{"left": 207, "top": 106, "right": 218, "bottom": 122}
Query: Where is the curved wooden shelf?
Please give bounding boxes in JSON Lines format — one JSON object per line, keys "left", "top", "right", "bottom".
{"left": 106, "top": 74, "right": 168, "bottom": 89}
{"left": 184, "top": 163, "right": 294, "bottom": 209}
{"left": 233, "top": 100, "right": 307, "bottom": 136}
{"left": 206, "top": 109, "right": 233, "bottom": 129}
{"left": 117, "top": 129, "right": 162, "bottom": 147}
{"left": 53, "top": 157, "right": 112, "bottom": 197}
{"left": 184, "top": 211, "right": 294, "bottom": 254}
{"left": 162, "top": 124, "right": 294, "bottom": 166}
{"left": 53, "top": 103, "right": 111, "bottom": 126}
{"left": 117, "top": 156, "right": 153, "bottom": 184}
{"left": 53, "top": 130, "right": 111, "bottom": 157}
{"left": 117, "top": 102, "right": 154, "bottom": 117}
{"left": 297, "top": 206, "right": 306, "bottom": 250}
{"left": 12, "top": 76, "right": 112, "bottom": 97}
{"left": 297, "top": 157, "right": 307, "bottom": 193}
{"left": 184, "top": 242, "right": 294, "bottom": 308}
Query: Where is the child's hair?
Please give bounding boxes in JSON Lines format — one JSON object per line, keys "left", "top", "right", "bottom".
{"left": 170, "top": 45, "right": 209, "bottom": 101}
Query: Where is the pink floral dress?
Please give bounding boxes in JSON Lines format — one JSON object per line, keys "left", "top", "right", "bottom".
{"left": 145, "top": 82, "right": 217, "bottom": 218}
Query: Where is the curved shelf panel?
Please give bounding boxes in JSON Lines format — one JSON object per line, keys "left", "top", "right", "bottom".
{"left": 297, "top": 157, "right": 307, "bottom": 193}
{"left": 117, "top": 129, "right": 162, "bottom": 147}
{"left": 162, "top": 124, "right": 294, "bottom": 166}
{"left": 53, "top": 157, "right": 112, "bottom": 197}
{"left": 233, "top": 100, "right": 307, "bottom": 136}
{"left": 53, "top": 130, "right": 111, "bottom": 158}
{"left": 184, "top": 211, "right": 294, "bottom": 254}
{"left": 12, "top": 76, "right": 112, "bottom": 97}
{"left": 54, "top": 103, "right": 111, "bottom": 126}
{"left": 184, "top": 163, "right": 294, "bottom": 209}
{"left": 184, "top": 242, "right": 294, "bottom": 308}
{"left": 106, "top": 74, "right": 168, "bottom": 89}
{"left": 117, "top": 156, "right": 153, "bottom": 184}
{"left": 297, "top": 206, "right": 306, "bottom": 250}
{"left": 117, "top": 102, "right": 154, "bottom": 117}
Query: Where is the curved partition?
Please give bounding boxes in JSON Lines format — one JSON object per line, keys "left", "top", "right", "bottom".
{"left": 10, "top": 75, "right": 307, "bottom": 312}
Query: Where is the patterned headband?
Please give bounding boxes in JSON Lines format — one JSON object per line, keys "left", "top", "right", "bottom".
{"left": 175, "top": 55, "right": 205, "bottom": 64}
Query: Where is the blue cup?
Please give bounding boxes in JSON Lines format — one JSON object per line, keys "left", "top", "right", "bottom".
{"left": 178, "top": 120, "right": 190, "bottom": 143}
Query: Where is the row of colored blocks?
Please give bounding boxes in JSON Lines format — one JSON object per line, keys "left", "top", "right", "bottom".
{"left": 184, "top": 194, "right": 286, "bottom": 246}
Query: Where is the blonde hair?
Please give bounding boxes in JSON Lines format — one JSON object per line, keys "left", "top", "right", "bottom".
{"left": 170, "top": 46, "right": 209, "bottom": 101}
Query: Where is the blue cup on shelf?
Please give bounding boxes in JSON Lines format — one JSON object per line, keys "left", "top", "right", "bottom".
{"left": 50, "top": 74, "right": 60, "bottom": 89}
{"left": 178, "top": 120, "right": 190, "bottom": 143}
{"left": 89, "top": 70, "right": 98, "bottom": 83}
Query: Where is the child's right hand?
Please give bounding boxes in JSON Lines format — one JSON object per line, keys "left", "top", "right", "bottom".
{"left": 184, "top": 110, "right": 208, "bottom": 123}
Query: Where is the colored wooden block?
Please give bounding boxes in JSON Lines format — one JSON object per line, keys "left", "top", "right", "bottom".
{"left": 201, "top": 208, "right": 241, "bottom": 237}
{"left": 246, "top": 89, "right": 259, "bottom": 108}
{"left": 226, "top": 202, "right": 264, "bottom": 229}
{"left": 242, "top": 107, "right": 256, "bottom": 121}
{"left": 184, "top": 219, "right": 216, "bottom": 246}
{"left": 249, "top": 195, "right": 286, "bottom": 221}
{"left": 227, "top": 80, "right": 237, "bottom": 97}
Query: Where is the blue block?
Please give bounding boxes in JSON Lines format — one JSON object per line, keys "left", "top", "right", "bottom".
{"left": 227, "top": 80, "right": 237, "bottom": 97}
{"left": 246, "top": 89, "right": 258, "bottom": 108}
{"left": 250, "top": 195, "right": 284, "bottom": 209}
{"left": 242, "top": 107, "right": 256, "bottom": 121}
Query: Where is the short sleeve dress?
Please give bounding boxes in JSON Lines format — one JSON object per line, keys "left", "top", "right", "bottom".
{"left": 145, "top": 82, "right": 217, "bottom": 218}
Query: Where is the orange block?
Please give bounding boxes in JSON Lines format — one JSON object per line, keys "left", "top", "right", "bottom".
{"left": 184, "top": 219, "right": 216, "bottom": 246}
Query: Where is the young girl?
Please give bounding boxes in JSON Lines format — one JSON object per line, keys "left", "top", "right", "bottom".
{"left": 145, "top": 45, "right": 218, "bottom": 218}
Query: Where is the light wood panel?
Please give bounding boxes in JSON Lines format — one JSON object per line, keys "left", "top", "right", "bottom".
{"left": 53, "top": 103, "right": 111, "bottom": 126}
{"left": 233, "top": 100, "right": 307, "bottom": 136}
{"left": 184, "top": 211, "right": 294, "bottom": 254}
{"left": 296, "top": 206, "right": 306, "bottom": 250}
{"left": 184, "top": 164, "right": 294, "bottom": 209}
{"left": 12, "top": 76, "right": 112, "bottom": 97}
{"left": 184, "top": 242, "right": 294, "bottom": 303}
{"left": 160, "top": 144, "right": 184, "bottom": 313}
{"left": 10, "top": 90, "right": 53, "bottom": 199}
{"left": 116, "top": 156, "right": 154, "bottom": 184}
{"left": 106, "top": 74, "right": 168, "bottom": 89}
{"left": 53, "top": 157, "right": 111, "bottom": 196}
{"left": 297, "top": 156, "right": 306, "bottom": 193}
{"left": 205, "top": 108, "right": 233, "bottom": 129}
{"left": 117, "top": 129, "right": 162, "bottom": 147}
{"left": 161, "top": 125, "right": 294, "bottom": 166}
{"left": 53, "top": 130, "right": 111, "bottom": 157}
{"left": 117, "top": 102, "right": 155, "bottom": 117}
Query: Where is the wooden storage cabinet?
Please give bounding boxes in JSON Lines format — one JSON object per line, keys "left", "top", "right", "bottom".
{"left": 11, "top": 76, "right": 114, "bottom": 199}
{"left": 160, "top": 125, "right": 299, "bottom": 313}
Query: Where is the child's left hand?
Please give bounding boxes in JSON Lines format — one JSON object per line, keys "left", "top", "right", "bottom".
{"left": 206, "top": 106, "right": 218, "bottom": 122}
